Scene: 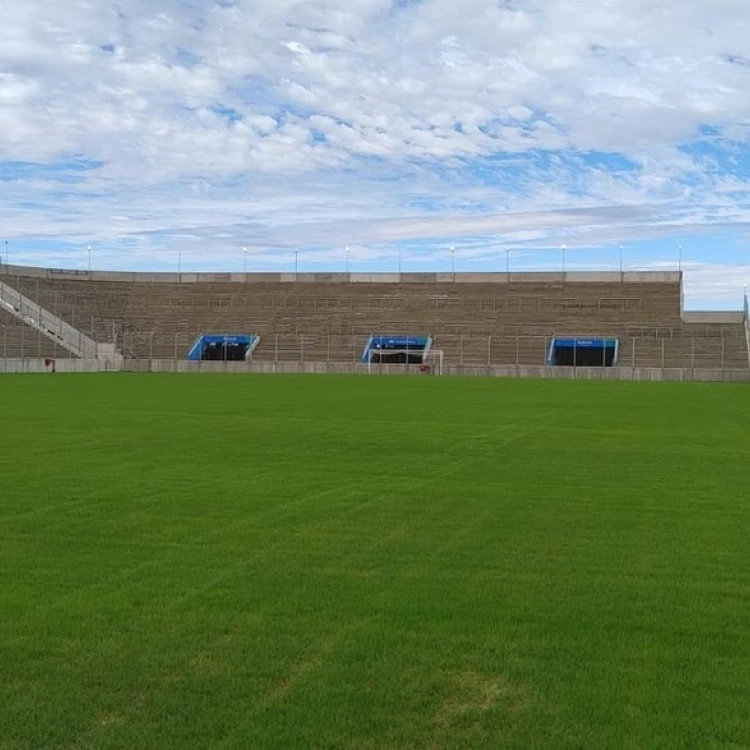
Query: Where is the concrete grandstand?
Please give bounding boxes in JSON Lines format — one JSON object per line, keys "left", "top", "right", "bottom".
{"left": 0, "top": 263, "right": 748, "bottom": 379}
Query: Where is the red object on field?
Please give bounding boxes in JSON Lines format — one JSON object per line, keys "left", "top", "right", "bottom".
{"left": 419, "top": 363, "right": 430, "bottom": 373}
{"left": 44, "top": 358, "right": 54, "bottom": 367}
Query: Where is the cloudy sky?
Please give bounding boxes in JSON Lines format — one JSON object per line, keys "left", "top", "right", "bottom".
{"left": 2, "top": 0, "right": 750, "bottom": 307}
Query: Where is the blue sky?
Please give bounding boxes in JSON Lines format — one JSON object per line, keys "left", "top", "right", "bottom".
{"left": 1, "top": 0, "right": 750, "bottom": 308}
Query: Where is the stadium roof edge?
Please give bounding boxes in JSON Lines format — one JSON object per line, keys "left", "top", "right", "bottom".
{"left": 0, "top": 264, "right": 683, "bottom": 286}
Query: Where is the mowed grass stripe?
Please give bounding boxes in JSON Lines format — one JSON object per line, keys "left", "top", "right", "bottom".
{"left": 1, "top": 394, "right": 557, "bottom": 633}
{"left": 0, "top": 374, "right": 749, "bottom": 749}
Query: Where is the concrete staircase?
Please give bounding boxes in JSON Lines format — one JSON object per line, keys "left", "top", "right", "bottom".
{"left": 0, "top": 280, "right": 99, "bottom": 359}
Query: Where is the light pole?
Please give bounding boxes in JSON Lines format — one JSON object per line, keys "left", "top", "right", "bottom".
{"left": 398, "top": 248, "right": 402, "bottom": 274}
{"left": 678, "top": 244, "right": 683, "bottom": 272}
{"left": 4, "top": 240, "right": 7, "bottom": 266}
{"left": 619, "top": 244, "right": 624, "bottom": 274}
{"left": 506, "top": 247, "right": 511, "bottom": 275}
{"left": 87, "top": 244, "right": 93, "bottom": 273}
{"left": 345, "top": 246, "right": 350, "bottom": 274}
{"left": 450, "top": 245, "right": 455, "bottom": 278}
{"left": 243, "top": 247, "right": 248, "bottom": 274}
{"left": 561, "top": 244, "right": 567, "bottom": 274}
{"left": 294, "top": 249, "right": 298, "bottom": 276}
{"left": 178, "top": 251, "right": 182, "bottom": 274}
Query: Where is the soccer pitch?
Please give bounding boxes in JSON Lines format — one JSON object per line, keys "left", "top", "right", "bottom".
{"left": 2, "top": 374, "right": 750, "bottom": 749}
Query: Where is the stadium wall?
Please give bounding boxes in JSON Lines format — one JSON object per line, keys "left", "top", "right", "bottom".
{"left": 1, "top": 357, "right": 748, "bottom": 382}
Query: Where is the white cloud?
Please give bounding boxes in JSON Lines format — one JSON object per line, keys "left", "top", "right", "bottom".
{"left": 1, "top": 0, "right": 750, "bottom": 305}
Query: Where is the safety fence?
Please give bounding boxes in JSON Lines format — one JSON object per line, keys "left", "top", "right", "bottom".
{"left": 2, "top": 329, "right": 747, "bottom": 372}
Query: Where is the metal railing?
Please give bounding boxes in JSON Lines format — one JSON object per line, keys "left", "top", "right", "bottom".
{"left": 0, "top": 280, "right": 98, "bottom": 359}
{"left": 94, "top": 332, "right": 750, "bottom": 371}
{"left": 0, "top": 318, "right": 747, "bottom": 372}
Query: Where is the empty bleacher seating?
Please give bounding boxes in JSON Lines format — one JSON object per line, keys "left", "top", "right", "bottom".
{"left": 0, "top": 268, "right": 746, "bottom": 372}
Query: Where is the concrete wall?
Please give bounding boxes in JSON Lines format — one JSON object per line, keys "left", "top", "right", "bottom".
{"left": 0, "top": 358, "right": 117, "bottom": 373}
{"left": 682, "top": 311, "right": 745, "bottom": 324}
{"left": 2, "top": 357, "right": 748, "bottom": 381}
{"left": 0, "top": 263, "right": 683, "bottom": 287}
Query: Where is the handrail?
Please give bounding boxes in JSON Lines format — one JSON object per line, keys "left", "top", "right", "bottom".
{"left": 0, "top": 280, "right": 98, "bottom": 358}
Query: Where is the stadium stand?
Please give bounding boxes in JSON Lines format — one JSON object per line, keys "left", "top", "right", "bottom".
{"left": 0, "top": 265, "right": 747, "bottom": 375}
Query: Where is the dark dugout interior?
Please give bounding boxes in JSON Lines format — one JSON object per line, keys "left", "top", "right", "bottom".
{"left": 552, "top": 344, "right": 616, "bottom": 367}
{"left": 368, "top": 349, "right": 425, "bottom": 364}
{"left": 201, "top": 342, "right": 248, "bottom": 361}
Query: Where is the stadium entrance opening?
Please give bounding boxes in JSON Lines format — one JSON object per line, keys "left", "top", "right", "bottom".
{"left": 548, "top": 338, "right": 619, "bottom": 367}
{"left": 187, "top": 334, "right": 260, "bottom": 362}
{"left": 362, "top": 336, "right": 432, "bottom": 365}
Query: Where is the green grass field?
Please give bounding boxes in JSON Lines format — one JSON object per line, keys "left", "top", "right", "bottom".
{"left": 2, "top": 374, "right": 750, "bottom": 749}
